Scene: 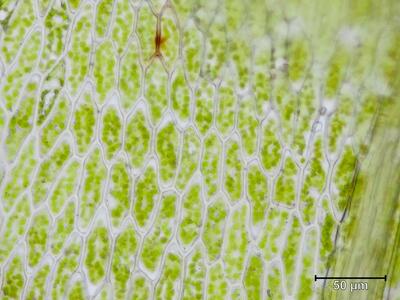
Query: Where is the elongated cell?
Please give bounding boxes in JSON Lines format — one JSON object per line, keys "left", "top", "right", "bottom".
{"left": 274, "top": 155, "right": 298, "bottom": 207}
{"left": 206, "top": 262, "right": 228, "bottom": 300}
{"left": 247, "top": 163, "right": 268, "bottom": 226}
{"left": 237, "top": 96, "right": 258, "bottom": 156}
{"left": 66, "top": 4, "right": 92, "bottom": 95}
{"left": 156, "top": 121, "right": 179, "bottom": 183}
{"left": 108, "top": 161, "right": 131, "bottom": 227}
{"left": 182, "top": 248, "right": 206, "bottom": 300}
{"left": 201, "top": 131, "right": 221, "bottom": 197}
{"left": 288, "top": 37, "right": 311, "bottom": 82}
{"left": 50, "top": 237, "right": 82, "bottom": 299}
{"left": 324, "top": 46, "right": 350, "bottom": 98}
{"left": 297, "top": 229, "right": 317, "bottom": 300}
{"left": 266, "top": 263, "right": 284, "bottom": 299}
{"left": 253, "top": 41, "right": 272, "bottom": 116}
{"left": 125, "top": 110, "right": 151, "bottom": 168}
{"left": 244, "top": 255, "right": 264, "bottom": 300}
{"left": 32, "top": 141, "right": 71, "bottom": 206}
{"left": 27, "top": 210, "right": 51, "bottom": 267}
{"left": 216, "top": 82, "right": 236, "bottom": 136}
{"left": 67, "top": 0, "right": 81, "bottom": 11}
{"left": 95, "top": 0, "right": 113, "bottom": 38}
{"left": 72, "top": 89, "right": 97, "bottom": 154}
{"left": 78, "top": 148, "right": 107, "bottom": 228}
{"left": 133, "top": 165, "right": 158, "bottom": 228}
{"left": 182, "top": 20, "right": 202, "bottom": 83}
{"left": 50, "top": 202, "right": 75, "bottom": 255}
{"left": 230, "top": 37, "right": 251, "bottom": 89}
{"left": 2, "top": 140, "right": 37, "bottom": 212}
{"left": 160, "top": 8, "right": 180, "bottom": 68}
{"left": 178, "top": 184, "right": 203, "bottom": 247}
{"left": 0, "top": 196, "right": 31, "bottom": 261}
{"left": 111, "top": 226, "right": 138, "bottom": 299}
{"left": 84, "top": 222, "right": 111, "bottom": 284}
{"left": 282, "top": 215, "right": 302, "bottom": 295}
{"left": 224, "top": 139, "right": 243, "bottom": 202}
{"left": 40, "top": 95, "right": 71, "bottom": 155}
{"left": 137, "top": 3, "right": 157, "bottom": 60}
{"left": 194, "top": 79, "right": 214, "bottom": 135}
{"left": 26, "top": 263, "right": 51, "bottom": 300}
{"left": 176, "top": 127, "right": 200, "bottom": 190}
{"left": 93, "top": 40, "right": 116, "bottom": 104}
{"left": 141, "top": 193, "right": 177, "bottom": 272}
{"left": 171, "top": 64, "right": 191, "bottom": 122}
{"left": 67, "top": 280, "right": 86, "bottom": 300}
{"left": 119, "top": 39, "right": 141, "bottom": 110}
{"left": 223, "top": 203, "right": 248, "bottom": 281}
{"left": 131, "top": 275, "right": 151, "bottom": 300}
{"left": 260, "top": 119, "right": 282, "bottom": 171}
{"left": 111, "top": 0, "right": 135, "bottom": 54}
{"left": 154, "top": 252, "right": 182, "bottom": 299}
{"left": 100, "top": 106, "right": 122, "bottom": 159}
{"left": 1, "top": 254, "right": 25, "bottom": 299}
{"left": 202, "top": 198, "right": 228, "bottom": 261}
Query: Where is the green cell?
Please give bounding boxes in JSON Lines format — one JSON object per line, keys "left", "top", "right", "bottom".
{"left": 182, "top": 248, "right": 206, "bottom": 300}
{"left": 244, "top": 255, "right": 264, "bottom": 300}
{"left": 297, "top": 229, "right": 317, "bottom": 300}
{"left": 247, "top": 164, "right": 268, "bottom": 225}
{"left": 216, "top": 83, "right": 236, "bottom": 136}
{"left": 131, "top": 275, "right": 151, "bottom": 300}
{"left": 171, "top": 65, "right": 191, "bottom": 121}
{"left": 224, "top": 139, "right": 242, "bottom": 202}
{"left": 26, "top": 263, "right": 51, "bottom": 300}
{"left": 161, "top": 9, "right": 180, "bottom": 69}
{"left": 179, "top": 184, "right": 203, "bottom": 247}
{"left": 183, "top": 20, "right": 202, "bottom": 83}
{"left": 156, "top": 122, "right": 179, "bottom": 182}
{"left": 145, "top": 60, "right": 168, "bottom": 124}
{"left": 155, "top": 253, "right": 182, "bottom": 300}
{"left": 95, "top": 0, "right": 113, "bottom": 38}
{"left": 111, "top": 0, "right": 135, "bottom": 54}
{"left": 27, "top": 210, "right": 51, "bottom": 266}
{"left": 206, "top": 262, "right": 228, "bottom": 300}
{"left": 238, "top": 96, "right": 258, "bottom": 156}
{"left": 1, "top": 255, "right": 25, "bottom": 300}
{"left": 93, "top": 40, "right": 116, "bottom": 104}
{"left": 202, "top": 198, "right": 228, "bottom": 261}
{"left": 274, "top": 156, "right": 298, "bottom": 206}
{"left": 267, "top": 264, "right": 284, "bottom": 299}
{"left": 195, "top": 80, "right": 214, "bottom": 135}
{"left": 201, "top": 132, "right": 221, "bottom": 197}
{"left": 101, "top": 106, "right": 122, "bottom": 159}
{"left": 67, "top": 280, "right": 86, "bottom": 300}
{"left": 51, "top": 202, "right": 75, "bottom": 254}
{"left": 260, "top": 119, "right": 282, "bottom": 170}
{"left": 137, "top": 3, "right": 157, "bottom": 60}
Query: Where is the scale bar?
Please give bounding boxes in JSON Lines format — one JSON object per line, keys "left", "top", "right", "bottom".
{"left": 315, "top": 275, "right": 387, "bottom": 282}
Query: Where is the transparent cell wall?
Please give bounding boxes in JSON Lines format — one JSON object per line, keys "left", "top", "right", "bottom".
{"left": 0, "top": 0, "right": 399, "bottom": 299}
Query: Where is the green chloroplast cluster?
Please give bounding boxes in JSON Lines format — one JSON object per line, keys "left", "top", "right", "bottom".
{"left": 0, "top": 0, "right": 399, "bottom": 299}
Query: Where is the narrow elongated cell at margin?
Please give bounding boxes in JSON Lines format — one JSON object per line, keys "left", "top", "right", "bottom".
{"left": 93, "top": 40, "right": 116, "bottom": 104}
{"left": 201, "top": 131, "right": 221, "bottom": 197}
{"left": 224, "top": 138, "right": 243, "bottom": 202}
{"left": 125, "top": 109, "right": 150, "bottom": 168}
{"left": 247, "top": 163, "right": 268, "bottom": 226}
{"left": 108, "top": 161, "right": 131, "bottom": 227}
{"left": 111, "top": 0, "right": 135, "bottom": 54}
{"left": 183, "top": 19, "right": 202, "bottom": 83}
{"left": 111, "top": 225, "right": 138, "bottom": 299}
{"left": 318, "top": 197, "right": 336, "bottom": 273}
{"left": 206, "top": 262, "right": 228, "bottom": 299}
{"left": 133, "top": 165, "right": 159, "bottom": 228}
{"left": 72, "top": 88, "right": 97, "bottom": 154}
{"left": 51, "top": 202, "right": 76, "bottom": 254}
{"left": 131, "top": 275, "right": 151, "bottom": 300}
{"left": 1, "top": 140, "right": 37, "bottom": 211}
{"left": 274, "top": 155, "right": 298, "bottom": 206}
{"left": 194, "top": 79, "right": 214, "bottom": 135}
{"left": 1, "top": 255, "right": 25, "bottom": 299}
{"left": 119, "top": 38, "right": 142, "bottom": 110}
{"left": 297, "top": 229, "right": 317, "bottom": 299}
{"left": 2, "top": 30, "right": 41, "bottom": 111}
{"left": 154, "top": 252, "right": 182, "bottom": 299}
{"left": 324, "top": 46, "right": 350, "bottom": 98}
{"left": 40, "top": 1, "right": 69, "bottom": 69}
{"left": 32, "top": 141, "right": 71, "bottom": 206}
{"left": 260, "top": 119, "right": 282, "bottom": 170}
{"left": 50, "top": 237, "right": 82, "bottom": 299}
{"left": 78, "top": 148, "right": 107, "bottom": 229}
{"left": 202, "top": 197, "right": 228, "bottom": 261}
{"left": 300, "top": 137, "right": 325, "bottom": 224}
{"left": 95, "top": 0, "right": 113, "bottom": 38}
{"left": 171, "top": 64, "right": 191, "bottom": 122}
{"left": 176, "top": 127, "right": 200, "bottom": 190}
{"left": 49, "top": 160, "right": 80, "bottom": 214}
{"left": 216, "top": 82, "right": 236, "bottom": 136}
{"left": 66, "top": 3, "right": 92, "bottom": 95}
{"left": 84, "top": 222, "right": 111, "bottom": 284}
{"left": 179, "top": 184, "right": 203, "bottom": 247}
{"left": 182, "top": 247, "right": 206, "bottom": 300}
{"left": 238, "top": 96, "right": 258, "bottom": 156}
{"left": 137, "top": 3, "right": 157, "bottom": 60}
{"left": 145, "top": 59, "right": 168, "bottom": 124}
{"left": 161, "top": 8, "right": 180, "bottom": 69}
{"left": 26, "top": 262, "right": 51, "bottom": 300}
{"left": 333, "top": 145, "right": 357, "bottom": 213}
{"left": 141, "top": 193, "right": 177, "bottom": 272}
{"left": 40, "top": 95, "right": 71, "bottom": 155}
{"left": 27, "top": 210, "right": 51, "bottom": 267}
{"left": 5, "top": 76, "right": 38, "bottom": 161}
{"left": 100, "top": 106, "right": 122, "bottom": 159}
{"left": 0, "top": 196, "right": 31, "bottom": 260}
{"left": 156, "top": 121, "right": 179, "bottom": 183}
{"left": 283, "top": 215, "right": 302, "bottom": 295}
{"left": 244, "top": 254, "right": 263, "bottom": 300}
{"left": 0, "top": 0, "right": 35, "bottom": 63}
{"left": 223, "top": 203, "right": 248, "bottom": 280}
